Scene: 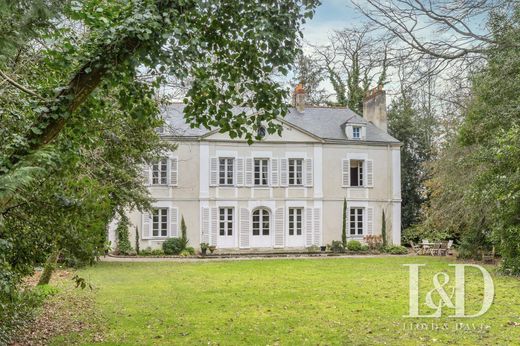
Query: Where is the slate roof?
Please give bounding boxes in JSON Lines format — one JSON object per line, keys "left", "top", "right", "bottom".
{"left": 161, "top": 103, "right": 399, "bottom": 143}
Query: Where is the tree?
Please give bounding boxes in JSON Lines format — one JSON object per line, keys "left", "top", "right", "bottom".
{"left": 381, "top": 210, "right": 387, "bottom": 247}
{"left": 342, "top": 198, "right": 347, "bottom": 247}
{"left": 291, "top": 52, "right": 328, "bottom": 105}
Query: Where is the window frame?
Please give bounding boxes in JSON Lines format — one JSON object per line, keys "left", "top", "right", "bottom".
{"left": 288, "top": 158, "right": 303, "bottom": 186}
{"left": 152, "top": 208, "right": 169, "bottom": 237}
{"left": 252, "top": 208, "right": 270, "bottom": 236}
{"left": 350, "top": 159, "right": 364, "bottom": 187}
{"left": 288, "top": 207, "right": 303, "bottom": 236}
{"left": 218, "top": 157, "right": 234, "bottom": 186}
{"left": 152, "top": 158, "right": 168, "bottom": 185}
{"left": 352, "top": 126, "right": 361, "bottom": 139}
{"left": 349, "top": 208, "right": 364, "bottom": 236}
{"left": 254, "top": 158, "right": 269, "bottom": 186}
{"left": 219, "top": 207, "right": 233, "bottom": 236}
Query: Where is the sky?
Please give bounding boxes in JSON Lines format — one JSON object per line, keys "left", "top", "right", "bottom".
{"left": 302, "top": 0, "right": 363, "bottom": 46}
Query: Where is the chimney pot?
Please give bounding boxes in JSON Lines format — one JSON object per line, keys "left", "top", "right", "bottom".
{"left": 293, "top": 83, "right": 305, "bottom": 113}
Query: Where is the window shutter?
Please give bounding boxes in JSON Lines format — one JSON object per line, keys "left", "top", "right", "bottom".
{"left": 201, "top": 207, "right": 210, "bottom": 243}
{"left": 313, "top": 208, "right": 321, "bottom": 245}
{"left": 342, "top": 159, "right": 350, "bottom": 187}
{"left": 305, "top": 208, "right": 313, "bottom": 247}
{"left": 239, "top": 208, "right": 250, "bottom": 248}
{"left": 305, "top": 159, "right": 313, "bottom": 187}
{"left": 142, "top": 165, "right": 150, "bottom": 186}
{"left": 210, "top": 207, "right": 218, "bottom": 246}
{"left": 236, "top": 157, "right": 244, "bottom": 186}
{"left": 274, "top": 208, "right": 284, "bottom": 248}
{"left": 210, "top": 157, "right": 218, "bottom": 186}
{"left": 168, "top": 158, "right": 178, "bottom": 186}
{"left": 142, "top": 212, "right": 151, "bottom": 239}
{"left": 169, "top": 207, "right": 178, "bottom": 237}
{"left": 280, "top": 158, "right": 288, "bottom": 187}
{"left": 245, "top": 158, "right": 253, "bottom": 186}
{"left": 366, "top": 159, "right": 374, "bottom": 187}
{"left": 271, "top": 158, "right": 279, "bottom": 186}
{"left": 367, "top": 207, "right": 374, "bottom": 235}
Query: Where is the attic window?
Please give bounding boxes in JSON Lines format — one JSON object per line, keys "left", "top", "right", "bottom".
{"left": 257, "top": 126, "right": 266, "bottom": 138}
{"left": 353, "top": 126, "right": 361, "bottom": 139}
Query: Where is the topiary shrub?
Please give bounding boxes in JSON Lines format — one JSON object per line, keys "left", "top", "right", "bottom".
{"left": 115, "top": 214, "right": 133, "bottom": 255}
{"left": 162, "top": 238, "right": 185, "bottom": 255}
{"left": 346, "top": 240, "right": 362, "bottom": 251}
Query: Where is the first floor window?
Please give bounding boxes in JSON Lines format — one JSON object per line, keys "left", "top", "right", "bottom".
{"left": 152, "top": 208, "right": 168, "bottom": 237}
{"left": 252, "top": 208, "right": 270, "bottom": 236}
{"left": 288, "top": 208, "right": 303, "bottom": 236}
{"left": 350, "top": 160, "right": 364, "bottom": 187}
{"left": 219, "top": 207, "right": 233, "bottom": 236}
{"left": 254, "top": 159, "right": 269, "bottom": 186}
{"left": 288, "top": 159, "right": 303, "bottom": 186}
{"left": 152, "top": 158, "right": 168, "bottom": 185}
{"left": 219, "top": 158, "right": 234, "bottom": 185}
{"left": 349, "top": 208, "right": 363, "bottom": 235}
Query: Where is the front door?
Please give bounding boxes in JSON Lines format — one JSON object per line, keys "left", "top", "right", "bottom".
{"left": 287, "top": 208, "right": 305, "bottom": 247}
{"left": 217, "top": 207, "right": 235, "bottom": 248}
{"left": 251, "top": 208, "right": 272, "bottom": 247}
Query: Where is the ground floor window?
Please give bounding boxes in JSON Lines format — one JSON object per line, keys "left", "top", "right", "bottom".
{"left": 152, "top": 208, "right": 168, "bottom": 237}
{"left": 349, "top": 208, "right": 363, "bottom": 235}
{"left": 252, "top": 208, "right": 270, "bottom": 236}
{"left": 219, "top": 207, "right": 233, "bottom": 236}
{"left": 288, "top": 208, "right": 303, "bottom": 235}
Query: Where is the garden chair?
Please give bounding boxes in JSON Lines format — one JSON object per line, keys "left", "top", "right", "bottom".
{"left": 430, "top": 242, "right": 442, "bottom": 256}
{"left": 437, "top": 241, "right": 449, "bottom": 256}
{"left": 410, "top": 241, "right": 421, "bottom": 255}
{"left": 446, "top": 240, "right": 454, "bottom": 256}
{"left": 482, "top": 246, "right": 496, "bottom": 264}
{"left": 421, "top": 239, "right": 430, "bottom": 254}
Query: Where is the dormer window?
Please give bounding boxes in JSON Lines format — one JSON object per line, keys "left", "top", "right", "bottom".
{"left": 353, "top": 126, "right": 361, "bottom": 139}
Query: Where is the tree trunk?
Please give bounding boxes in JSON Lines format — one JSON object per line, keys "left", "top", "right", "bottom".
{"left": 37, "top": 248, "right": 60, "bottom": 286}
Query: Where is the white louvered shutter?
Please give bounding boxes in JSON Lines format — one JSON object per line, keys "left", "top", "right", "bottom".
{"left": 201, "top": 207, "right": 210, "bottom": 243}
{"left": 342, "top": 159, "right": 350, "bottom": 187}
{"left": 271, "top": 158, "right": 279, "bottom": 186}
{"left": 236, "top": 158, "right": 244, "bottom": 186}
{"left": 142, "top": 165, "right": 150, "bottom": 186}
{"left": 305, "top": 208, "right": 313, "bottom": 247}
{"left": 142, "top": 212, "right": 151, "bottom": 239}
{"left": 366, "top": 207, "right": 374, "bottom": 235}
{"left": 210, "top": 157, "right": 218, "bottom": 186}
{"left": 280, "top": 158, "right": 288, "bottom": 187}
{"left": 245, "top": 158, "right": 253, "bottom": 186}
{"left": 274, "top": 208, "right": 284, "bottom": 248}
{"left": 305, "top": 159, "right": 313, "bottom": 187}
{"left": 169, "top": 207, "right": 178, "bottom": 237}
{"left": 210, "top": 207, "right": 218, "bottom": 246}
{"left": 366, "top": 159, "right": 374, "bottom": 187}
{"left": 313, "top": 208, "right": 321, "bottom": 245}
{"left": 168, "top": 158, "right": 178, "bottom": 186}
{"left": 239, "top": 208, "right": 250, "bottom": 248}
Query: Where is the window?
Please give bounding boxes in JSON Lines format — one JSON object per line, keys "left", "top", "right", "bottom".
{"left": 353, "top": 126, "right": 361, "bottom": 139}
{"left": 252, "top": 209, "right": 270, "bottom": 236}
{"left": 257, "top": 126, "right": 267, "bottom": 138}
{"left": 254, "top": 159, "right": 269, "bottom": 186}
{"left": 349, "top": 208, "right": 363, "bottom": 235}
{"left": 152, "top": 158, "right": 168, "bottom": 185}
{"left": 288, "top": 159, "right": 303, "bottom": 186}
{"left": 350, "top": 160, "right": 364, "bottom": 187}
{"left": 152, "top": 208, "right": 168, "bottom": 237}
{"left": 288, "top": 208, "right": 303, "bottom": 236}
{"left": 219, "top": 208, "right": 233, "bottom": 236}
{"left": 219, "top": 158, "right": 234, "bottom": 185}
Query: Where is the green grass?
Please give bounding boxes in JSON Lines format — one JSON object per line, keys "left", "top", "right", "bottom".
{"left": 55, "top": 257, "right": 520, "bottom": 345}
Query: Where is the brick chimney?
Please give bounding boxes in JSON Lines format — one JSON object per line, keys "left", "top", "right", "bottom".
{"left": 292, "top": 83, "right": 305, "bottom": 113}
{"left": 363, "top": 85, "right": 387, "bottom": 132}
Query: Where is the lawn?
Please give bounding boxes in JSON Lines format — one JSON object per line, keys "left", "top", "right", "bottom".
{"left": 50, "top": 257, "right": 520, "bottom": 345}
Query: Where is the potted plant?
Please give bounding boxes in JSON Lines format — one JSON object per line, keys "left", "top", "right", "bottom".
{"left": 200, "top": 243, "right": 209, "bottom": 256}
{"left": 320, "top": 245, "right": 327, "bottom": 252}
{"left": 208, "top": 245, "right": 216, "bottom": 254}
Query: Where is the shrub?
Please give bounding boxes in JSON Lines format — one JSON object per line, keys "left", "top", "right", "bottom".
{"left": 384, "top": 245, "right": 408, "bottom": 255}
{"left": 150, "top": 249, "right": 164, "bottom": 256}
{"left": 346, "top": 240, "right": 362, "bottom": 251}
{"left": 135, "top": 226, "right": 140, "bottom": 255}
{"left": 330, "top": 240, "right": 344, "bottom": 253}
{"left": 115, "top": 214, "right": 133, "bottom": 255}
{"left": 162, "top": 238, "right": 185, "bottom": 255}
{"left": 140, "top": 247, "right": 152, "bottom": 256}
{"left": 364, "top": 235, "right": 383, "bottom": 250}
{"left": 360, "top": 244, "right": 369, "bottom": 251}
{"left": 306, "top": 245, "right": 320, "bottom": 253}
{"left": 180, "top": 247, "right": 195, "bottom": 256}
